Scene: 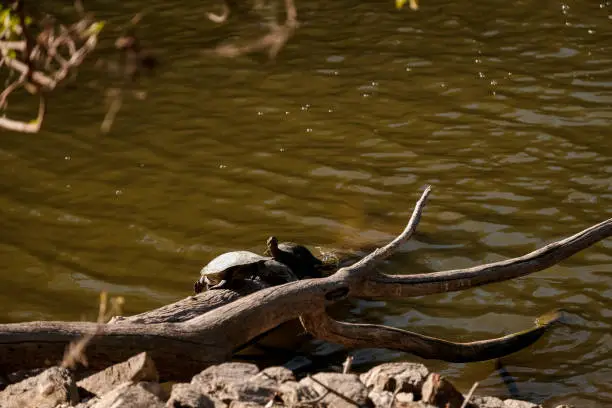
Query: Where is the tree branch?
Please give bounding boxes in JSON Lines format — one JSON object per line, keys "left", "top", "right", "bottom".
{"left": 355, "top": 218, "right": 612, "bottom": 298}
{"left": 0, "top": 92, "right": 45, "bottom": 132}
{"left": 336, "top": 185, "right": 431, "bottom": 282}
{"left": 300, "top": 309, "right": 561, "bottom": 363}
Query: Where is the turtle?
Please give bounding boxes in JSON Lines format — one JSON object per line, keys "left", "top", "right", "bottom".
{"left": 265, "top": 236, "right": 325, "bottom": 279}
{"left": 194, "top": 250, "right": 298, "bottom": 293}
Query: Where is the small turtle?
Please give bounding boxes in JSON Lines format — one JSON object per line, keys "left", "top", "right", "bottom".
{"left": 194, "top": 250, "right": 298, "bottom": 293}
{"left": 266, "top": 236, "right": 324, "bottom": 279}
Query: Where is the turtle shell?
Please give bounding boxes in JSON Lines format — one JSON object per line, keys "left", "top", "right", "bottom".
{"left": 267, "top": 237, "right": 323, "bottom": 279}
{"left": 198, "top": 251, "right": 269, "bottom": 289}
{"left": 201, "top": 251, "right": 268, "bottom": 276}
{"left": 278, "top": 242, "right": 323, "bottom": 267}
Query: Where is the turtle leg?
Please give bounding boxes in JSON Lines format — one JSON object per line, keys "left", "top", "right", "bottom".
{"left": 207, "top": 279, "right": 229, "bottom": 290}
{"left": 206, "top": 269, "right": 235, "bottom": 290}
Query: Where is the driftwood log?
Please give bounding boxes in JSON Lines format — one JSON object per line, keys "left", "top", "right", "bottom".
{"left": 1, "top": 186, "right": 610, "bottom": 381}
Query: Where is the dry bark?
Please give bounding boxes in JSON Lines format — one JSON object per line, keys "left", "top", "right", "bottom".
{"left": 0, "top": 187, "right": 610, "bottom": 381}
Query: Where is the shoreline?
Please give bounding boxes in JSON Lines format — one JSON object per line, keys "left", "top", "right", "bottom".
{"left": 0, "top": 353, "right": 572, "bottom": 408}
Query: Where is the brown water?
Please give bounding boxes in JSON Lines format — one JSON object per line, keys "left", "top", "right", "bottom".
{"left": 1, "top": 0, "right": 611, "bottom": 405}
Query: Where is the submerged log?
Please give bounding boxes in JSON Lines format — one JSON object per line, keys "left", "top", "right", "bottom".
{"left": 0, "top": 187, "right": 610, "bottom": 381}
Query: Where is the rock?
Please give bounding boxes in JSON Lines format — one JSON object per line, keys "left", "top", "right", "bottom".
{"left": 221, "top": 383, "right": 277, "bottom": 406}
{"left": 360, "top": 362, "right": 429, "bottom": 397}
{"left": 78, "top": 352, "right": 159, "bottom": 397}
{"left": 278, "top": 380, "right": 320, "bottom": 406}
{"left": 368, "top": 389, "right": 395, "bottom": 406}
{"left": 503, "top": 399, "right": 541, "bottom": 408}
{"left": 396, "top": 392, "right": 415, "bottom": 404}
{"left": 191, "top": 363, "right": 277, "bottom": 405}
{"left": 368, "top": 389, "right": 435, "bottom": 408}
{"left": 166, "top": 383, "right": 219, "bottom": 408}
{"left": 299, "top": 372, "right": 368, "bottom": 408}
{"left": 192, "top": 363, "right": 260, "bottom": 395}
{"left": 0, "top": 366, "right": 78, "bottom": 408}
{"left": 250, "top": 366, "right": 295, "bottom": 387}
{"left": 421, "top": 373, "right": 464, "bottom": 408}
{"left": 471, "top": 396, "right": 506, "bottom": 408}
{"left": 84, "top": 382, "right": 165, "bottom": 408}
{"left": 228, "top": 402, "right": 265, "bottom": 408}
{"left": 470, "top": 396, "right": 543, "bottom": 408}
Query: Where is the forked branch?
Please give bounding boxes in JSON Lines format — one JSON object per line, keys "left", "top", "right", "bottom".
{"left": 213, "top": 0, "right": 299, "bottom": 59}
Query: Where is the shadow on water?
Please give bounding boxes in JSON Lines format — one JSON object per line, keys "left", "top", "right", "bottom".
{"left": 1, "top": 0, "right": 611, "bottom": 405}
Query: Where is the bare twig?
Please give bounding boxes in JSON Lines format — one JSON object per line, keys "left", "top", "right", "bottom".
{"left": 460, "top": 381, "right": 479, "bottom": 408}
{"left": 0, "top": 40, "right": 26, "bottom": 51}
{"left": 342, "top": 355, "right": 353, "bottom": 374}
{"left": 2, "top": 58, "right": 57, "bottom": 89}
{"left": 0, "top": 93, "right": 45, "bottom": 133}
{"left": 0, "top": 71, "right": 26, "bottom": 108}
{"left": 61, "top": 292, "right": 124, "bottom": 369}
{"left": 213, "top": 0, "right": 299, "bottom": 59}
{"left": 100, "top": 88, "right": 123, "bottom": 133}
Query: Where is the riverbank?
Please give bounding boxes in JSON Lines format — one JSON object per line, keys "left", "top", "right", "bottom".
{"left": 0, "top": 352, "right": 572, "bottom": 408}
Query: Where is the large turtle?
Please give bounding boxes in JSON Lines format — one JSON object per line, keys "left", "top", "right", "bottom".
{"left": 265, "top": 236, "right": 325, "bottom": 279}
{"left": 194, "top": 250, "right": 298, "bottom": 293}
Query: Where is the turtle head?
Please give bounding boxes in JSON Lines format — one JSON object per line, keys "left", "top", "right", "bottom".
{"left": 266, "top": 236, "right": 280, "bottom": 256}
{"left": 266, "top": 236, "right": 278, "bottom": 247}
{"left": 194, "top": 279, "right": 205, "bottom": 294}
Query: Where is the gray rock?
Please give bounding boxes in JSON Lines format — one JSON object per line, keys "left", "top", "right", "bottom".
{"left": 250, "top": 366, "right": 295, "bottom": 387}
{"left": 421, "top": 373, "right": 464, "bottom": 408}
{"left": 471, "top": 396, "right": 506, "bottom": 408}
{"left": 78, "top": 352, "right": 159, "bottom": 397}
{"left": 278, "top": 380, "right": 320, "bottom": 406}
{"left": 228, "top": 402, "right": 265, "bottom": 408}
{"left": 360, "top": 362, "right": 429, "bottom": 396}
{"left": 191, "top": 363, "right": 278, "bottom": 405}
{"left": 192, "top": 363, "right": 260, "bottom": 396}
{"left": 503, "top": 399, "right": 541, "bottom": 408}
{"left": 300, "top": 372, "right": 368, "bottom": 407}
{"left": 368, "top": 389, "right": 395, "bottom": 407}
{"left": 396, "top": 392, "right": 415, "bottom": 403}
{"left": 166, "top": 383, "right": 219, "bottom": 408}
{"left": 85, "top": 382, "right": 165, "bottom": 408}
{"left": 0, "top": 366, "right": 78, "bottom": 408}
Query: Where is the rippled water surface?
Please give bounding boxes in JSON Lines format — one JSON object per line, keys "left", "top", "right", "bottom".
{"left": 1, "top": 0, "right": 611, "bottom": 405}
